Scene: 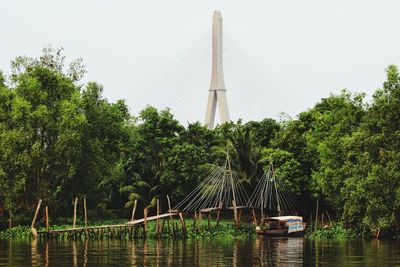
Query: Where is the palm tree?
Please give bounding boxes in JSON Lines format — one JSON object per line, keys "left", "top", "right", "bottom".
{"left": 212, "top": 123, "right": 262, "bottom": 192}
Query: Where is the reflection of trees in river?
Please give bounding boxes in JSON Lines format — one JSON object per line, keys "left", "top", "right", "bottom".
{"left": 0, "top": 238, "right": 396, "bottom": 265}
{"left": 126, "top": 239, "right": 256, "bottom": 266}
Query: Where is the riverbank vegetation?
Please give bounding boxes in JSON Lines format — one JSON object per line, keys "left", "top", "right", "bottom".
{"left": 0, "top": 219, "right": 254, "bottom": 240}
{"left": 1, "top": 48, "right": 400, "bottom": 237}
{"left": 305, "top": 224, "right": 360, "bottom": 240}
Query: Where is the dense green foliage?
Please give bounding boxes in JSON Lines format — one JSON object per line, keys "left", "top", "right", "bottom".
{"left": 1, "top": 49, "right": 400, "bottom": 236}
{"left": 306, "top": 223, "right": 359, "bottom": 239}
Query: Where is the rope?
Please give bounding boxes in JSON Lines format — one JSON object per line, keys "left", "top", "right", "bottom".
{"left": 249, "top": 164, "right": 300, "bottom": 215}
{"left": 173, "top": 156, "right": 250, "bottom": 212}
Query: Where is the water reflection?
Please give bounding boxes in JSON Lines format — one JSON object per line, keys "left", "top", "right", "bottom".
{"left": 255, "top": 237, "right": 304, "bottom": 266}
{"left": 1, "top": 237, "right": 400, "bottom": 266}
{"left": 30, "top": 238, "right": 41, "bottom": 266}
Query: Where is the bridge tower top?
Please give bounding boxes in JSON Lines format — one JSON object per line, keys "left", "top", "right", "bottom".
{"left": 204, "top": 11, "right": 231, "bottom": 129}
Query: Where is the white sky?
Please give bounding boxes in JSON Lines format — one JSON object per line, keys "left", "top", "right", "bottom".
{"left": 2, "top": 0, "right": 400, "bottom": 122}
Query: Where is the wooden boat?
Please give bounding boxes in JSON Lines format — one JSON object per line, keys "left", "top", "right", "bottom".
{"left": 256, "top": 216, "right": 305, "bottom": 237}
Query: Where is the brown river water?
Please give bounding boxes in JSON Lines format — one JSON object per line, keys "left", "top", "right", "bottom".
{"left": 1, "top": 237, "right": 400, "bottom": 266}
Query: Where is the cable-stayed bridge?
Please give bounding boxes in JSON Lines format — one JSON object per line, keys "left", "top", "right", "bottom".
{"left": 127, "top": 11, "right": 294, "bottom": 127}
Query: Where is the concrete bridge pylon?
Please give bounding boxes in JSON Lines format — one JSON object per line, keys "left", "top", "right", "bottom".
{"left": 204, "top": 11, "right": 231, "bottom": 129}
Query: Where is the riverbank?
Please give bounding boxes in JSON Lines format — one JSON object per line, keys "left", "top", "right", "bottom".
{"left": 1, "top": 219, "right": 386, "bottom": 240}
{"left": 0, "top": 219, "right": 255, "bottom": 239}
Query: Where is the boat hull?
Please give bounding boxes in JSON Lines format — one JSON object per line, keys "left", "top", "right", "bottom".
{"left": 256, "top": 229, "right": 304, "bottom": 237}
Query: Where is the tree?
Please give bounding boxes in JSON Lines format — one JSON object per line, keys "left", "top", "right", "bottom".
{"left": 341, "top": 65, "right": 400, "bottom": 230}
{"left": 121, "top": 107, "right": 184, "bottom": 210}
{"left": 0, "top": 47, "right": 130, "bottom": 222}
{"left": 260, "top": 148, "right": 303, "bottom": 195}
{"left": 161, "top": 143, "right": 208, "bottom": 204}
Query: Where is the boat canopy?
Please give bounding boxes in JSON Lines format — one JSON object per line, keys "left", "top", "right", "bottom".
{"left": 267, "top": 216, "right": 303, "bottom": 222}
{"left": 266, "top": 216, "right": 304, "bottom": 233}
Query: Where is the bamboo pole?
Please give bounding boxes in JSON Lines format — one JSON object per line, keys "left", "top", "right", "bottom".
{"left": 179, "top": 212, "right": 187, "bottom": 237}
{"left": 156, "top": 198, "right": 160, "bottom": 236}
{"left": 232, "top": 200, "right": 238, "bottom": 228}
{"left": 167, "top": 195, "right": 172, "bottom": 219}
{"left": 131, "top": 199, "right": 138, "bottom": 221}
{"left": 31, "top": 199, "right": 42, "bottom": 228}
{"left": 251, "top": 208, "right": 257, "bottom": 225}
{"left": 198, "top": 212, "right": 202, "bottom": 229}
{"left": 314, "top": 199, "right": 319, "bottom": 231}
{"left": 207, "top": 212, "right": 211, "bottom": 230}
{"left": 144, "top": 207, "right": 148, "bottom": 238}
{"left": 167, "top": 195, "right": 172, "bottom": 236}
{"left": 73, "top": 197, "right": 78, "bottom": 228}
{"left": 216, "top": 200, "right": 222, "bottom": 227}
{"left": 31, "top": 199, "right": 42, "bottom": 238}
{"left": 84, "top": 197, "right": 88, "bottom": 237}
{"left": 261, "top": 190, "right": 264, "bottom": 222}
{"left": 45, "top": 206, "right": 49, "bottom": 232}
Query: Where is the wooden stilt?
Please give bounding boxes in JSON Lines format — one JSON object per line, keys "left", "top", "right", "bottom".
{"left": 315, "top": 199, "right": 319, "bottom": 231}
{"left": 156, "top": 198, "right": 160, "bottom": 237}
{"left": 207, "top": 212, "right": 211, "bottom": 230}
{"left": 216, "top": 201, "right": 222, "bottom": 227}
{"left": 45, "top": 206, "right": 49, "bottom": 233}
{"left": 31, "top": 199, "right": 42, "bottom": 238}
{"left": 73, "top": 197, "right": 78, "bottom": 228}
{"left": 261, "top": 197, "right": 264, "bottom": 222}
{"left": 179, "top": 212, "right": 186, "bottom": 237}
{"left": 143, "top": 207, "right": 148, "bottom": 239}
{"left": 232, "top": 200, "right": 238, "bottom": 228}
{"left": 251, "top": 208, "right": 257, "bottom": 225}
{"left": 198, "top": 212, "right": 202, "bottom": 230}
{"left": 131, "top": 199, "right": 137, "bottom": 221}
{"left": 238, "top": 209, "right": 242, "bottom": 227}
{"left": 166, "top": 195, "right": 172, "bottom": 236}
{"left": 167, "top": 195, "right": 172, "bottom": 219}
{"left": 84, "top": 197, "right": 88, "bottom": 238}
{"left": 193, "top": 211, "right": 197, "bottom": 231}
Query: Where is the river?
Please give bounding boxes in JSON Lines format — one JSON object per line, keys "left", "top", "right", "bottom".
{"left": 1, "top": 237, "right": 400, "bottom": 266}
